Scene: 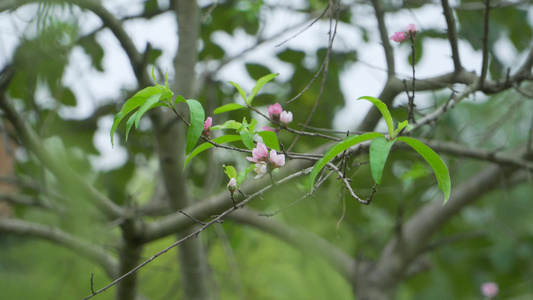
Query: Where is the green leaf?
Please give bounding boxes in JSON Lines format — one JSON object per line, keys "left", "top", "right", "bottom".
{"left": 185, "top": 99, "right": 205, "bottom": 154}
{"left": 184, "top": 135, "right": 241, "bottom": 168}
{"left": 59, "top": 87, "right": 77, "bottom": 106}
{"left": 369, "top": 136, "right": 395, "bottom": 184}
{"left": 125, "top": 111, "right": 138, "bottom": 142}
{"left": 223, "top": 165, "right": 238, "bottom": 179}
{"left": 237, "top": 164, "right": 256, "bottom": 187}
{"left": 249, "top": 73, "right": 278, "bottom": 105}
{"left": 210, "top": 120, "right": 242, "bottom": 131}
{"left": 240, "top": 130, "right": 255, "bottom": 150}
{"left": 397, "top": 137, "right": 451, "bottom": 204}
{"left": 110, "top": 86, "right": 161, "bottom": 146}
{"left": 308, "top": 132, "right": 383, "bottom": 191}
{"left": 248, "top": 118, "right": 257, "bottom": 133}
{"left": 392, "top": 120, "right": 409, "bottom": 139}
{"left": 214, "top": 103, "right": 246, "bottom": 114}
{"left": 134, "top": 94, "right": 162, "bottom": 128}
{"left": 246, "top": 63, "right": 272, "bottom": 81}
{"left": 357, "top": 96, "right": 394, "bottom": 137}
{"left": 258, "top": 130, "right": 279, "bottom": 151}
{"left": 229, "top": 81, "right": 248, "bottom": 103}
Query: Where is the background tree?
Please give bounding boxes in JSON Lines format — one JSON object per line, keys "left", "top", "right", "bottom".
{"left": 0, "top": 0, "right": 532, "bottom": 299}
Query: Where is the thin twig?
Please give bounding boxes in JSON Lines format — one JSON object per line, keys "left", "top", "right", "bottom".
{"left": 80, "top": 169, "right": 311, "bottom": 299}
{"left": 276, "top": 3, "right": 330, "bottom": 47}
{"left": 288, "top": 0, "right": 340, "bottom": 151}
{"left": 479, "top": 0, "right": 491, "bottom": 89}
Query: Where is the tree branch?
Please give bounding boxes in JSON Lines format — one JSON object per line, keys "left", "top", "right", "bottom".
{"left": 441, "top": 0, "right": 463, "bottom": 72}
{"left": 0, "top": 93, "right": 124, "bottom": 220}
{"left": 0, "top": 218, "right": 118, "bottom": 279}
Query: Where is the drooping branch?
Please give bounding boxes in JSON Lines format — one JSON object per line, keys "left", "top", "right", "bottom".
{"left": 0, "top": 218, "right": 118, "bottom": 279}
{"left": 0, "top": 77, "right": 124, "bottom": 220}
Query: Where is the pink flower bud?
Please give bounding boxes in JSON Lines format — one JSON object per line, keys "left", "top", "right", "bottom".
{"left": 481, "top": 282, "right": 498, "bottom": 298}
{"left": 390, "top": 31, "right": 406, "bottom": 42}
{"left": 280, "top": 111, "right": 293, "bottom": 125}
{"left": 268, "top": 103, "right": 283, "bottom": 122}
{"left": 203, "top": 117, "right": 212, "bottom": 131}
{"left": 227, "top": 178, "right": 237, "bottom": 192}
{"left": 203, "top": 117, "right": 213, "bottom": 136}
{"left": 405, "top": 23, "right": 418, "bottom": 34}
{"left": 405, "top": 23, "right": 418, "bottom": 39}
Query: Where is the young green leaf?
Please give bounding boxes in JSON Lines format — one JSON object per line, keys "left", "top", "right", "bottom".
{"left": 357, "top": 96, "right": 394, "bottom": 137}
{"left": 214, "top": 103, "right": 246, "bottom": 114}
{"left": 228, "top": 81, "right": 248, "bottom": 104}
{"left": 308, "top": 132, "right": 383, "bottom": 191}
{"left": 397, "top": 137, "right": 451, "bottom": 204}
{"left": 184, "top": 135, "right": 241, "bottom": 168}
{"left": 240, "top": 130, "right": 255, "bottom": 150}
{"left": 369, "top": 136, "right": 395, "bottom": 184}
{"left": 248, "top": 118, "right": 258, "bottom": 133}
{"left": 392, "top": 120, "right": 409, "bottom": 139}
{"left": 110, "top": 86, "right": 161, "bottom": 146}
{"left": 210, "top": 120, "right": 242, "bottom": 131}
{"left": 125, "top": 111, "right": 138, "bottom": 142}
{"left": 258, "top": 130, "right": 279, "bottom": 151}
{"left": 223, "top": 165, "right": 238, "bottom": 180}
{"left": 175, "top": 95, "right": 186, "bottom": 104}
{"left": 134, "top": 94, "right": 165, "bottom": 129}
{"left": 237, "top": 164, "right": 256, "bottom": 187}
{"left": 249, "top": 73, "right": 278, "bottom": 105}
{"left": 185, "top": 99, "right": 205, "bottom": 154}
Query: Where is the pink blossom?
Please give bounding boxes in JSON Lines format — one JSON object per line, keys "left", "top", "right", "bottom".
{"left": 481, "top": 282, "right": 498, "bottom": 298}
{"left": 405, "top": 23, "right": 418, "bottom": 34}
{"left": 254, "top": 162, "right": 268, "bottom": 178}
{"left": 202, "top": 117, "right": 213, "bottom": 136}
{"left": 203, "top": 117, "right": 212, "bottom": 131}
{"left": 280, "top": 111, "right": 293, "bottom": 125}
{"left": 246, "top": 142, "right": 269, "bottom": 163}
{"left": 269, "top": 150, "right": 285, "bottom": 168}
{"left": 390, "top": 31, "right": 406, "bottom": 42}
{"left": 268, "top": 103, "right": 283, "bottom": 118}
{"left": 262, "top": 126, "right": 276, "bottom": 132}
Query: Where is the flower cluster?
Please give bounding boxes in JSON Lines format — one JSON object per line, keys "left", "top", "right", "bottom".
{"left": 481, "top": 282, "right": 498, "bottom": 299}
{"left": 246, "top": 142, "right": 285, "bottom": 178}
{"left": 390, "top": 23, "right": 418, "bottom": 42}
{"left": 267, "top": 103, "right": 292, "bottom": 126}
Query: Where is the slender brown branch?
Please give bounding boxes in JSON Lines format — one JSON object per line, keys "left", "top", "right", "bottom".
{"left": 441, "top": 0, "right": 463, "bottom": 72}
{"left": 479, "top": 0, "right": 491, "bottom": 89}
{"left": 371, "top": 0, "right": 395, "bottom": 77}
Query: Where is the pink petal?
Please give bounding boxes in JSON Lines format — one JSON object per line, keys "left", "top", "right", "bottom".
{"left": 253, "top": 142, "right": 269, "bottom": 159}
{"left": 203, "top": 117, "right": 212, "bottom": 130}
{"left": 267, "top": 103, "right": 283, "bottom": 117}
{"left": 280, "top": 111, "right": 293, "bottom": 124}
{"left": 390, "top": 32, "right": 406, "bottom": 42}
{"left": 405, "top": 23, "right": 418, "bottom": 33}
